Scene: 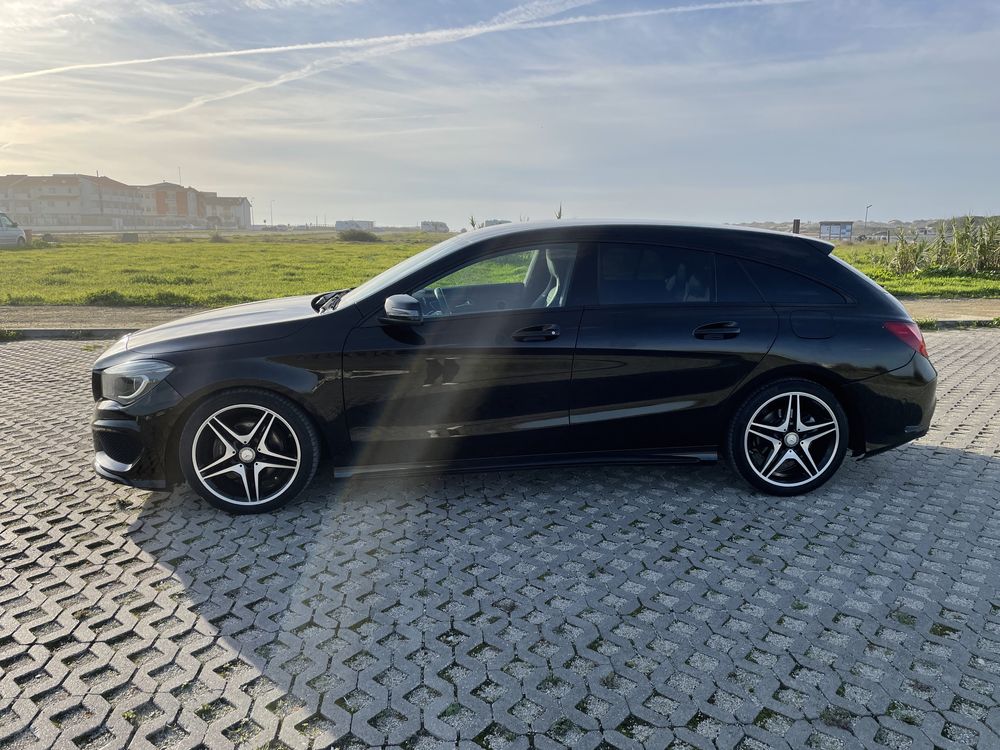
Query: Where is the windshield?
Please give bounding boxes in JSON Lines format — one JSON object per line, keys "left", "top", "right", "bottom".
{"left": 337, "top": 232, "right": 474, "bottom": 308}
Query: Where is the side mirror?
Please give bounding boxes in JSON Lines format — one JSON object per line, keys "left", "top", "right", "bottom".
{"left": 382, "top": 294, "right": 422, "bottom": 325}
{"left": 10, "top": 222, "right": 17, "bottom": 228}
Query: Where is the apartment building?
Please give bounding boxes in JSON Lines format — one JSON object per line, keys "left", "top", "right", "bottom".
{"left": 0, "top": 174, "right": 251, "bottom": 230}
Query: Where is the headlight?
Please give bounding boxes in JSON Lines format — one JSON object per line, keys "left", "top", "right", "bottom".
{"left": 100, "top": 360, "right": 174, "bottom": 404}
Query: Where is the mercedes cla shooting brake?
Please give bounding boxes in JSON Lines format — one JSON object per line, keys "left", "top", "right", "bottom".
{"left": 92, "top": 221, "right": 937, "bottom": 513}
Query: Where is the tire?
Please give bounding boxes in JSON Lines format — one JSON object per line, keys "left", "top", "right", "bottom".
{"left": 178, "top": 389, "right": 320, "bottom": 513}
{"left": 726, "top": 378, "right": 848, "bottom": 496}
{"left": 16, "top": 237, "right": 25, "bottom": 247}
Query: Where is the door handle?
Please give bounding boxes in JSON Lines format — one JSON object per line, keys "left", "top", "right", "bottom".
{"left": 693, "top": 321, "right": 741, "bottom": 340}
{"left": 512, "top": 324, "right": 561, "bottom": 342}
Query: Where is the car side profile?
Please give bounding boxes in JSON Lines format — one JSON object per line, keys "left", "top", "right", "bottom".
{"left": 91, "top": 221, "right": 937, "bottom": 513}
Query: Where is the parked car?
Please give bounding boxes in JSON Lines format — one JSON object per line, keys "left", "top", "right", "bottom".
{"left": 0, "top": 212, "right": 27, "bottom": 246}
{"left": 91, "top": 220, "right": 937, "bottom": 512}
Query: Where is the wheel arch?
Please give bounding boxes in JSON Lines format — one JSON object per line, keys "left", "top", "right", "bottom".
{"left": 162, "top": 382, "right": 336, "bottom": 485}
{"left": 722, "top": 365, "right": 866, "bottom": 455}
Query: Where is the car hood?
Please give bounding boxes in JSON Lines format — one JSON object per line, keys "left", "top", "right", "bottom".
{"left": 124, "top": 295, "right": 317, "bottom": 355}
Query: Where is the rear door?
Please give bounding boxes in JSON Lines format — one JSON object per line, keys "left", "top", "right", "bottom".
{"left": 569, "top": 244, "right": 779, "bottom": 452}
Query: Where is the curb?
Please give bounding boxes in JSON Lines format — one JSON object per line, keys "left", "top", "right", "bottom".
{"left": 1, "top": 328, "right": 135, "bottom": 341}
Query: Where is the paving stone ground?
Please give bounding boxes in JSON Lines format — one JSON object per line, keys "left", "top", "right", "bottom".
{"left": 1, "top": 332, "right": 999, "bottom": 750}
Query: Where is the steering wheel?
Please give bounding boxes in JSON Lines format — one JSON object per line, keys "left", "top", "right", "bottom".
{"left": 433, "top": 287, "right": 452, "bottom": 316}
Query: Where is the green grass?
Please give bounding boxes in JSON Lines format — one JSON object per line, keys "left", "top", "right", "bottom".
{"left": 2, "top": 233, "right": 998, "bottom": 308}
{"left": 835, "top": 244, "right": 1000, "bottom": 298}
{"left": 1, "top": 232, "right": 434, "bottom": 307}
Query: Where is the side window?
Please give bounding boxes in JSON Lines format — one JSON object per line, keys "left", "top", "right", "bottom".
{"left": 432, "top": 250, "right": 534, "bottom": 289}
{"left": 599, "top": 243, "right": 715, "bottom": 305}
{"left": 716, "top": 254, "right": 764, "bottom": 303}
{"left": 0, "top": 215, "right": 10, "bottom": 228}
{"left": 741, "top": 259, "right": 846, "bottom": 305}
{"left": 414, "top": 244, "right": 578, "bottom": 316}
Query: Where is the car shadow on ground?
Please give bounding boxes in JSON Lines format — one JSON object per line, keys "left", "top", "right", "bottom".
{"left": 122, "top": 441, "right": 1000, "bottom": 749}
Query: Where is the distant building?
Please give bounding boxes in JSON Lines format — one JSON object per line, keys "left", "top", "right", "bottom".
{"left": 335, "top": 220, "right": 375, "bottom": 231}
{"left": 483, "top": 219, "right": 511, "bottom": 227}
{"left": 819, "top": 221, "right": 853, "bottom": 241}
{"left": 0, "top": 173, "right": 252, "bottom": 229}
{"left": 420, "top": 220, "right": 449, "bottom": 232}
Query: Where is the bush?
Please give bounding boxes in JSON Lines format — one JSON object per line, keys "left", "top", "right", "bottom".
{"left": 210, "top": 233, "right": 229, "bottom": 243}
{"left": 338, "top": 229, "right": 380, "bottom": 243}
{"left": 884, "top": 216, "right": 1000, "bottom": 275}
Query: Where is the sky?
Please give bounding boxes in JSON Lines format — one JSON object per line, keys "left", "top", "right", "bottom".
{"left": 2, "top": 0, "right": 998, "bottom": 227}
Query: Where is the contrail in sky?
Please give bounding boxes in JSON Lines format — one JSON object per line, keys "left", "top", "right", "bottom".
{"left": 0, "top": 0, "right": 811, "bottom": 84}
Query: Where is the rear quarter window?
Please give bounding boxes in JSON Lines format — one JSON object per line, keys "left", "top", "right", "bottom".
{"left": 741, "top": 258, "right": 846, "bottom": 305}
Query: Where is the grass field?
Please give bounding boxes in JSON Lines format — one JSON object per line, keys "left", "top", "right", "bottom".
{"left": 1, "top": 233, "right": 998, "bottom": 307}
{"left": 1, "top": 233, "right": 428, "bottom": 307}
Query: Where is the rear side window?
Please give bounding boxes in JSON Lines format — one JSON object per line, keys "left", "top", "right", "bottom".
{"left": 599, "top": 243, "right": 715, "bottom": 305}
{"left": 716, "top": 254, "right": 764, "bottom": 303}
{"left": 741, "top": 259, "right": 845, "bottom": 304}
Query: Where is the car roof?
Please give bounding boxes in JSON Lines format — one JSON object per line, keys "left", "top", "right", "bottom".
{"left": 459, "top": 219, "right": 834, "bottom": 253}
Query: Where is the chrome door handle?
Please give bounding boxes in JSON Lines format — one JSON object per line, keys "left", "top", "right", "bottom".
{"left": 693, "top": 321, "right": 741, "bottom": 340}
{"left": 512, "top": 324, "right": 561, "bottom": 342}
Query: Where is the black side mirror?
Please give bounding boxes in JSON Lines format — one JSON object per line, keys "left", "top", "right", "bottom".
{"left": 382, "top": 294, "right": 422, "bottom": 325}
{"left": 10, "top": 222, "right": 17, "bottom": 228}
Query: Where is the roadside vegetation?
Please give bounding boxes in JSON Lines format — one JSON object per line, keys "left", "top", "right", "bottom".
{"left": 2, "top": 221, "right": 999, "bottom": 308}
{"left": 835, "top": 217, "right": 1000, "bottom": 298}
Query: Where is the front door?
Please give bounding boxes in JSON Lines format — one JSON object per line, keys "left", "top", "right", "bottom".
{"left": 342, "top": 243, "right": 583, "bottom": 467}
{"left": 570, "top": 244, "right": 779, "bottom": 452}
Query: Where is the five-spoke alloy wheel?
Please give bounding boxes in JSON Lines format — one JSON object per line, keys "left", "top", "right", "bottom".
{"left": 179, "top": 389, "right": 320, "bottom": 513}
{"left": 727, "top": 379, "right": 848, "bottom": 495}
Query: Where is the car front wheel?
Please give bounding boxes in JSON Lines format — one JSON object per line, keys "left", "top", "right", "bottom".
{"left": 178, "top": 389, "right": 320, "bottom": 513}
{"left": 727, "top": 379, "right": 848, "bottom": 495}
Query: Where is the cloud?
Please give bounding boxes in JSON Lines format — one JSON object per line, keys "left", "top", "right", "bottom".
{"left": 0, "top": 0, "right": 811, "bottom": 84}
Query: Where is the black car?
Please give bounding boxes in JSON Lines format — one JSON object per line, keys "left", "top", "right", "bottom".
{"left": 92, "top": 221, "right": 937, "bottom": 513}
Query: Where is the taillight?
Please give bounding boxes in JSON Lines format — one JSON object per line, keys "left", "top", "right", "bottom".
{"left": 884, "top": 320, "right": 928, "bottom": 358}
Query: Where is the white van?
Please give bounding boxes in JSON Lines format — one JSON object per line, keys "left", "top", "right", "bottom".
{"left": 0, "top": 212, "right": 27, "bottom": 246}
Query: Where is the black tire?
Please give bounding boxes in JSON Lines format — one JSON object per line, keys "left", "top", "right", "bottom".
{"left": 178, "top": 388, "right": 320, "bottom": 513}
{"left": 16, "top": 237, "right": 25, "bottom": 247}
{"left": 727, "top": 378, "right": 848, "bottom": 496}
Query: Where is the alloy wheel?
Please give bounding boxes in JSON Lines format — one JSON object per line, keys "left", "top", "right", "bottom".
{"left": 743, "top": 391, "right": 840, "bottom": 488}
{"left": 191, "top": 404, "right": 301, "bottom": 505}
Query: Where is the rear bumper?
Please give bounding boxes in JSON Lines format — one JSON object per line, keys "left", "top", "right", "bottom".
{"left": 844, "top": 353, "right": 937, "bottom": 457}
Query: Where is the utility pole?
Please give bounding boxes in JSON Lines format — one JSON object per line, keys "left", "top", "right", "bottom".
{"left": 270, "top": 200, "right": 274, "bottom": 226}
{"left": 178, "top": 167, "right": 182, "bottom": 186}
{"left": 864, "top": 204, "right": 872, "bottom": 232}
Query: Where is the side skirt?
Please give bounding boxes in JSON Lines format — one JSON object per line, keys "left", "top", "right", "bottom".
{"left": 334, "top": 448, "right": 719, "bottom": 479}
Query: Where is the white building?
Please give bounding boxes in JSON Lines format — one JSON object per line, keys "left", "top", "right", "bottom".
{"left": 335, "top": 220, "right": 375, "bottom": 231}
{"left": 420, "top": 220, "right": 450, "bottom": 232}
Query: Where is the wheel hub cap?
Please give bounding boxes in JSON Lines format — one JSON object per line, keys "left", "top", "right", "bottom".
{"left": 191, "top": 404, "right": 302, "bottom": 505}
{"left": 743, "top": 391, "right": 840, "bottom": 488}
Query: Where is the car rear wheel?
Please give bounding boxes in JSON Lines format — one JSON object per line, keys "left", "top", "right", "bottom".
{"left": 727, "top": 379, "right": 848, "bottom": 495}
{"left": 16, "top": 237, "right": 25, "bottom": 247}
{"left": 179, "top": 389, "right": 320, "bottom": 513}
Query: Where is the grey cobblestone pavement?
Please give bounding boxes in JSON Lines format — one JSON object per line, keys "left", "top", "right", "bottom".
{"left": 1, "top": 331, "right": 999, "bottom": 750}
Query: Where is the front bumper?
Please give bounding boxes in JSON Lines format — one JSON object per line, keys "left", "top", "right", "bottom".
{"left": 92, "top": 381, "right": 185, "bottom": 489}
{"left": 844, "top": 353, "right": 937, "bottom": 457}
